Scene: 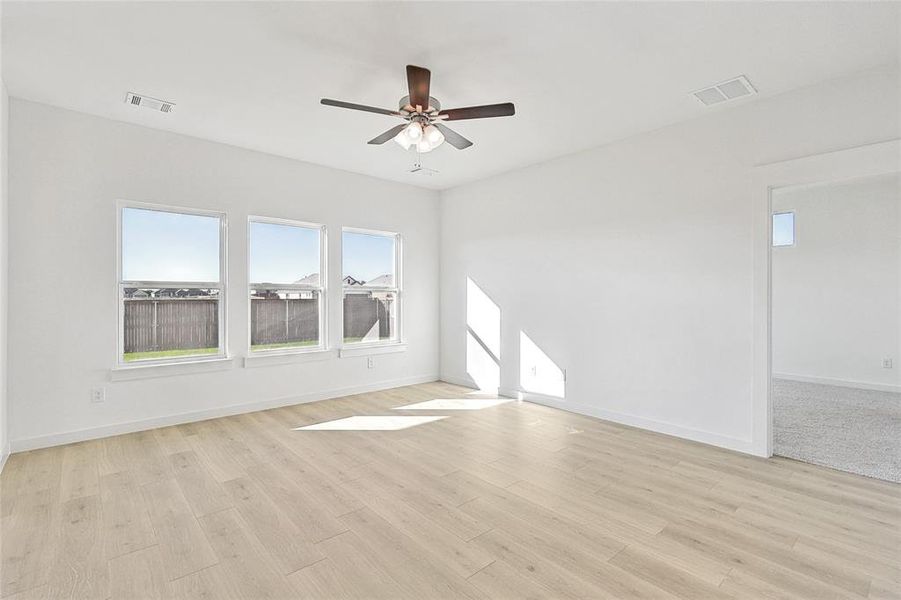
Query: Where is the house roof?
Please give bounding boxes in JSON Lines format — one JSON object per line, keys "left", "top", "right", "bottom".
{"left": 293, "top": 273, "right": 320, "bottom": 286}
{"left": 363, "top": 274, "right": 394, "bottom": 288}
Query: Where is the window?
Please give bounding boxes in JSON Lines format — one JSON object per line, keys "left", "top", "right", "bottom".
{"left": 772, "top": 211, "right": 795, "bottom": 247}
{"left": 119, "top": 204, "right": 226, "bottom": 364}
{"left": 249, "top": 218, "right": 326, "bottom": 353}
{"left": 342, "top": 229, "right": 401, "bottom": 345}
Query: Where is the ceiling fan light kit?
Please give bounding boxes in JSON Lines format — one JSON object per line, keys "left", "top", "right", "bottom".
{"left": 395, "top": 122, "right": 445, "bottom": 153}
{"left": 320, "top": 65, "right": 515, "bottom": 156}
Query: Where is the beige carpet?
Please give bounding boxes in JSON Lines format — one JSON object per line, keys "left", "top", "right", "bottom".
{"left": 773, "top": 378, "right": 901, "bottom": 482}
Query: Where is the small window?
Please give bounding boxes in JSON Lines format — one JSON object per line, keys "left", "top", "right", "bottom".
{"left": 249, "top": 218, "right": 326, "bottom": 353}
{"left": 342, "top": 229, "right": 401, "bottom": 345}
{"left": 119, "top": 204, "right": 226, "bottom": 364}
{"left": 772, "top": 211, "right": 795, "bottom": 247}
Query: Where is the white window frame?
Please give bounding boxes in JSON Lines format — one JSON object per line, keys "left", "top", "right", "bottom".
{"left": 341, "top": 226, "right": 403, "bottom": 348}
{"left": 116, "top": 200, "right": 228, "bottom": 367}
{"left": 247, "top": 216, "right": 328, "bottom": 355}
{"left": 772, "top": 210, "right": 796, "bottom": 247}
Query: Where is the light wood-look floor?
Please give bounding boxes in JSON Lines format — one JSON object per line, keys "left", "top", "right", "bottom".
{"left": 2, "top": 382, "right": 899, "bottom": 599}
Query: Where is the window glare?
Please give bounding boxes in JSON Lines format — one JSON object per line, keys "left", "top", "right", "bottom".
{"left": 250, "top": 221, "right": 320, "bottom": 284}
{"left": 123, "top": 207, "right": 220, "bottom": 281}
{"left": 342, "top": 231, "right": 395, "bottom": 285}
{"left": 772, "top": 212, "right": 794, "bottom": 247}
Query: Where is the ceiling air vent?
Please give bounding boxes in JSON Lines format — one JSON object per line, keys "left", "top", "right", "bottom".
{"left": 124, "top": 92, "right": 175, "bottom": 113}
{"left": 692, "top": 75, "right": 757, "bottom": 106}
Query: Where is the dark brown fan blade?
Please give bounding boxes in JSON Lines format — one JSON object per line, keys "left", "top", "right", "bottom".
{"left": 406, "top": 65, "right": 431, "bottom": 111}
{"left": 321, "top": 98, "right": 400, "bottom": 117}
{"left": 368, "top": 123, "right": 408, "bottom": 145}
{"left": 438, "top": 103, "right": 515, "bottom": 121}
{"left": 435, "top": 123, "right": 473, "bottom": 150}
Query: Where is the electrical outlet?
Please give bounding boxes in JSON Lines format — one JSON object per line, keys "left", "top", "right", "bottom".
{"left": 91, "top": 386, "right": 105, "bottom": 403}
{"left": 883, "top": 358, "right": 893, "bottom": 369}
{"left": 367, "top": 357, "right": 375, "bottom": 369}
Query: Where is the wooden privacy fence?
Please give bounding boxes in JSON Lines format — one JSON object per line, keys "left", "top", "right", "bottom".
{"left": 124, "top": 295, "right": 393, "bottom": 352}
{"left": 250, "top": 297, "right": 319, "bottom": 346}
{"left": 124, "top": 298, "right": 219, "bottom": 353}
{"left": 344, "top": 294, "right": 393, "bottom": 340}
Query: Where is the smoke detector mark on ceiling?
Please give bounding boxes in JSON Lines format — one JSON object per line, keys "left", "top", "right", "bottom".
{"left": 692, "top": 75, "right": 757, "bottom": 106}
{"left": 124, "top": 92, "right": 175, "bottom": 113}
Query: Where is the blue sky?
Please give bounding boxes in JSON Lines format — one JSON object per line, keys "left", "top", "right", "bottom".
{"left": 123, "top": 208, "right": 395, "bottom": 284}
{"left": 773, "top": 212, "right": 795, "bottom": 246}
{"left": 343, "top": 231, "right": 395, "bottom": 282}
{"left": 122, "top": 208, "right": 220, "bottom": 281}
{"left": 250, "top": 221, "right": 319, "bottom": 283}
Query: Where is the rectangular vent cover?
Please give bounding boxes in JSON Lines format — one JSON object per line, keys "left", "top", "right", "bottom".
{"left": 692, "top": 75, "right": 757, "bottom": 106}
{"left": 125, "top": 92, "right": 175, "bottom": 113}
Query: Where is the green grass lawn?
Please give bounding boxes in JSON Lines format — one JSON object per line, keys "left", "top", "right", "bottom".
{"left": 251, "top": 340, "right": 319, "bottom": 351}
{"left": 123, "top": 347, "right": 219, "bottom": 362}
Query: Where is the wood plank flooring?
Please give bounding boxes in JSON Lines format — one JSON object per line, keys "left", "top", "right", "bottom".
{"left": 1, "top": 381, "right": 899, "bottom": 599}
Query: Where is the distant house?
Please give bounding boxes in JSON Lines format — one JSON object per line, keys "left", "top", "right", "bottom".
{"left": 123, "top": 288, "right": 214, "bottom": 299}
{"left": 293, "top": 273, "right": 320, "bottom": 286}
{"left": 363, "top": 274, "right": 394, "bottom": 288}
{"left": 251, "top": 289, "right": 281, "bottom": 299}
{"left": 343, "top": 275, "right": 365, "bottom": 286}
{"left": 178, "top": 288, "right": 213, "bottom": 298}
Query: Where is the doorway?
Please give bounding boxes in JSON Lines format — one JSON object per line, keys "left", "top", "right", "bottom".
{"left": 769, "top": 173, "right": 900, "bottom": 481}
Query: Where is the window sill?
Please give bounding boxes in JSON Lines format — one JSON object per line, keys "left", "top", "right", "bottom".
{"left": 339, "top": 343, "right": 407, "bottom": 358}
{"left": 244, "top": 349, "right": 337, "bottom": 368}
{"left": 110, "top": 357, "right": 236, "bottom": 381}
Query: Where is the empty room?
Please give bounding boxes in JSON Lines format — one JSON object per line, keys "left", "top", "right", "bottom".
{"left": 0, "top": 2, "right": 899, "bottom": 599}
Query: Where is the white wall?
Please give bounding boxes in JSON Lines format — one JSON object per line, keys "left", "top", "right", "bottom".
{"left": 440, "top": 67, "right": 900, "bottom": 454}
{"left": 772, "top": 174, "right": 900, "bottom": 392}
{"left": 0, "top": 74, "right": 9, "bottom": 467}
{"left": 1, "top": 0, "right": 10, "bottom": 469}
{"left": 8, "top": 99, "right": 440, "bottom": 450}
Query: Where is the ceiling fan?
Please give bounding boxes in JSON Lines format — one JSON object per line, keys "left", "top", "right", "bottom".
{"left": 321, "top": 65, "right": 515, "bottom": 153}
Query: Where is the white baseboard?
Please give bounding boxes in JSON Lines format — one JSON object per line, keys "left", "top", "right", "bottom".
{"left": 438, "top": 373, "right": 477, "bottom": 388}
{"left": 511, "top": 389, "right": 759, "bottom": 456}
{"left": 0, "top": 442, "right": 10, "bottom": 474}
{"left": 438, "top": 373, "right": 500, "bottom": 395}
{"left": 773, "top": 372, "right": 900, "bottom": 394}
{"left": 10, "top": 374, "right": 439, "bottom": 453}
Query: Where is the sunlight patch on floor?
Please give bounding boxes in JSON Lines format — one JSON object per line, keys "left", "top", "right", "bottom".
{"left": 294, "top": 415, "right": 446, "bottom": 431}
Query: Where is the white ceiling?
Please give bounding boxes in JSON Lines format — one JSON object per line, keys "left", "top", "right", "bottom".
{"left": 2, "top": 2, "right": 898, "bottom": 190}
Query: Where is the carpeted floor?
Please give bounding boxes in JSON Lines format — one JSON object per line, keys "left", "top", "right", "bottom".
{"left": 773, "top": 378, "right": 901, "bottom": 482}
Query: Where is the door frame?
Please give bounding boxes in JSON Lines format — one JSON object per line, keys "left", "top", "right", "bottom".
{"left": 750, "top": 139, "right": 900, "bottom": 457}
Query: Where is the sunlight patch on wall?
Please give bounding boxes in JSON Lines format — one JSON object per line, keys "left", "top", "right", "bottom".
{"left": 466, "top": 278, "right": 501, "bottom": 390}
{"left": 467, "top": 332, "right": 500, "bottom": 390}
{"left": 294, "top": 415, "right": 446, "bottom": 431}
{"left": 467, "top": 278, "right": 500, "bottom": 357}
{"left": 393, "top": 398, "right": 513, "bottom": 410}
{"left": 520, "top": 331, "right": 565, "bottom": 398}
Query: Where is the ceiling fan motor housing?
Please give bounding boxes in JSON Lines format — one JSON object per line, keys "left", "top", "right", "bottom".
{"left": 398, "top": 95, "right": 441, "bottom": 114}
